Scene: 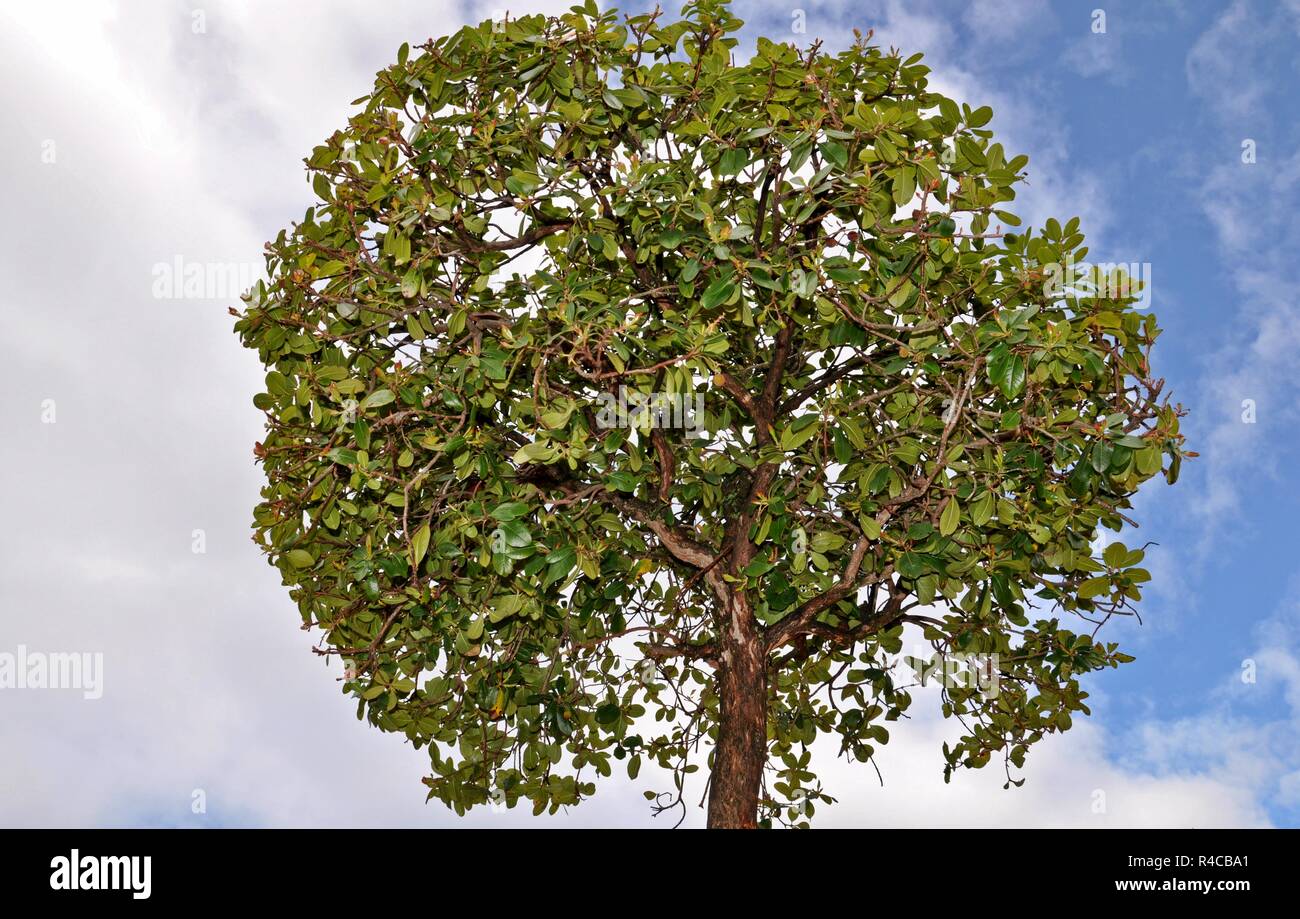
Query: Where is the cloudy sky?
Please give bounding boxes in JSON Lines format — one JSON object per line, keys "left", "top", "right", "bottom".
{"left": 2, "top": 0, "right": 1298, "bottom": 828}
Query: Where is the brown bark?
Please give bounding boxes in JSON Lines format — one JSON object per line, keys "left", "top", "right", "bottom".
{"left": 706, "top": 592, "right": 767, "bottom": 829}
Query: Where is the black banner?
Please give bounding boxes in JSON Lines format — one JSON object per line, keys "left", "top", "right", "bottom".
{"left": 0, "top": 828, "right": 1284, "bottom": 904}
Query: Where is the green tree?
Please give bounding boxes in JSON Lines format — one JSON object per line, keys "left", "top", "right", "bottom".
{"left": 236, "top": 0, "right": 1187, "bottom": 828}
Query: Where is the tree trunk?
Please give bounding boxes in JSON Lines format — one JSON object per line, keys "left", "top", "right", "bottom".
{"left": 706, "top": 630, "right": 767, "bottom": 828}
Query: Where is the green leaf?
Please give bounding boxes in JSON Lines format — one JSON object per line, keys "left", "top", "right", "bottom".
{"left": 780, "top": 419, "right": 821, "bottom": 452}
{"left": 410, "top": 523, "right": 431, "bottom": 567}
{"left": 512, "top": 442, "right": 559, "bottom": 465}
{"left": 986, "top": 344, "right": 1026, "bottom": 399}
{"left": 820, "top": 141, "right": 848, "bottom": 169}
{"left": 701, "top": 277, "right": 736, "bottom": 310}
{"left": 939, "top": 498, "right": 960, "bottom": 536}
{"left": 540, "top": 406, "right": 574, "bottom": 429}
{"left": 286, "top": 549, "right": 315, "bottom": 569}
{"left": 497, "top": 519, "right": 532, "bottom": 548}
{"left": 887, "top": 278, "right": 915, "bottom": 310}
{"left": 489, "top": 594, "right": 527, "bottom": 623}
{"left": 360, "top": 388, "right": 395, "bottom": 411}
{"left": 400, "top": 267, "right": 419, "bottom": 299}
{"left": 718, "top": 147, "right": 747, "bottom": 175}
{"left": 265, "top": 370, "right": 292, "bottom": 398}
{"left": 891, "top": 167, "right": 917, "bottom": 207}
{"left": 897, "top": 552, "right": 926, "bottom": 579}
{"left": 832, "top": 427, "right": 852, "bottom": 464}
{"left": 607, "top": 471, "right": 638, "bottom": 492}
{"left": 491, "top": 501, "right": 530, "bottom": 521}
{"left": 1090, "top": 441, "right": 1114, "bottom": 473}
{"left": 1078, "top": 577, "right": 1110, "bottom": 599}
{"left": 1136, "top": 445, "right": 1163, "bottom": 476}
{"left": 659, "top": 228, "right": 685, "bottom": 248}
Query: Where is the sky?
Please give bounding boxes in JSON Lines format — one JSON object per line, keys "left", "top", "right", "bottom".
{"left": 1, "top": 0, "right": 1298, "bottom": 828}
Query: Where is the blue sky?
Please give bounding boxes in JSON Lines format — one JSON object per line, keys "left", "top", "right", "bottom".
{"left": 2, "top": 0, "right": 1298, "bottom": 827}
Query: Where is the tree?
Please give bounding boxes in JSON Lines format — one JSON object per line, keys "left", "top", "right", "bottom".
{"left": 235, "top": 0, "right": 1187, "bottom": 828}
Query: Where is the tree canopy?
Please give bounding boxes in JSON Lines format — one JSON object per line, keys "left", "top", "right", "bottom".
{"left": 235, "top": 0, "right": 1187, "bottom": 827}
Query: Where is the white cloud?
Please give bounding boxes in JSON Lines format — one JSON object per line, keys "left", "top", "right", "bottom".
{"left": 823, "top": 719, "right": 1269, "bottom": 828}
{"left": 1063, "top": 31, "right": 1124, "bottom": 80}
{"left": 1183, "top": 2, "right": 1300, "bottom": 544}
{"left": 1186, "top": 0, "right": 1273, "bottom": 123}
{"left": 961, "top": 0, "right": 1057, "bottom": 50}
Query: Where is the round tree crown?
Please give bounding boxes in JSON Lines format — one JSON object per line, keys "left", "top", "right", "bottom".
{"left": 236, "top": 0, "right": 1186, "bottom": 825}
